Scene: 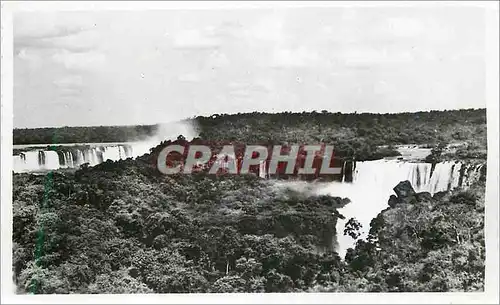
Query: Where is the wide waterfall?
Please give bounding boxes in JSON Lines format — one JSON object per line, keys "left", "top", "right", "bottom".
{"left": 313, "top": 159, "right": 484, "bottom": 258}
{"left": 13, "top": 143, "right": 152, "bottom": 173}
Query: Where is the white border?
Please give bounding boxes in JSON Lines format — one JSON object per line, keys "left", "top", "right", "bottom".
{"left": 1, "top": 0, "right": 16, "bottom": 301}
{"left": 1, "top": 0, "right": 499, "bottom": 10}
{"left": 1, "top": 1, "right": 499, "bottom": 304}
{"left": 483, "top": 2, "right": 500, "bottom": 302}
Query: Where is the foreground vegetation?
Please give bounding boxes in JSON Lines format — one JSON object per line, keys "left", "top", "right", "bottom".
{"left": 336, "top": 180, "right": 485, "bottom": 292}
{"left": 13, "top": 153, "right": 486, "bottom": 293}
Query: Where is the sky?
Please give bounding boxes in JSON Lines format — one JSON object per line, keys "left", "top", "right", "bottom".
{"left": 13, "top": 6, "right": 487, "bottom": 128}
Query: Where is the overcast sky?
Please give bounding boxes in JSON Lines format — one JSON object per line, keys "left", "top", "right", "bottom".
{"left": 14, "top": 6, "right": 486, "bottom": 128}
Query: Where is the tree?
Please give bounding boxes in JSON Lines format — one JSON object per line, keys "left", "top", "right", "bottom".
{"left": 344, "top": 218, "right": 362, "bottom": 240}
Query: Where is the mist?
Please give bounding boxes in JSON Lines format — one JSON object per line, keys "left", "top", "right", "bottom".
{"left": 129, "top": 119, "right": 200, "bottom": 156}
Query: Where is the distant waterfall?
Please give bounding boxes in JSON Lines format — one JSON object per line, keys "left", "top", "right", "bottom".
{"left": 312, "top": 159, "right": 484, "bottom": 258}
{"left": 13, "top": 143, "right": 152, "bottom": 173}
{"left": 259, "top": 161, "right": 267, "bottom": 178}
{"left": 14, "top": 151, "right": 61, "bottom": 172}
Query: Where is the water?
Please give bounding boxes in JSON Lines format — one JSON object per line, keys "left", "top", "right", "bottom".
{"left": 270, "top": 159, "right": 483, "bottom": 258}
{"left": 12, "top": 142, "right": 152, "bottom": 173}
{"left": 312, "top": 159, "right": 483, "bottom": 258}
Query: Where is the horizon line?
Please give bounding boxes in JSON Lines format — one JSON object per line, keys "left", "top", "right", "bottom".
{"left": 13, "top": 107, "right": 486, "bottom": 130}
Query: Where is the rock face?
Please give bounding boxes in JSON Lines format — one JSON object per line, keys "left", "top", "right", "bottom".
{"left": 388, "top": 195, "right": 399, "bottom": 208}
{"left": 388, "top": 180, "right": 435, "bottom": 208}
{"left": 393, "top": 180, "right": 416, "bottom": 198}
{"left": 415, "top": 192, "right": 432, "bottom": 202}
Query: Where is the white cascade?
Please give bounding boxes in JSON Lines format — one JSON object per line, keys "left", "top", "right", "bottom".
{"left": 13, "top": 155, "right": 26, "bottom": 173}
{"left": 76, "top": 150, "right": 85, "bottom": 166}
{"left": 259, "top": 161, "right": 267, "bottom": 178}
{"left": 102, "top": 146, "right": 121, "bottom": 162}
{"left": 42, "top": 151, "right": 60, "bottom": 170}
{"left": 128, "top": 142, "right": 152, "bottom": 158}
{"left": 12, "top": 137, "right": 184, "bottom": 173}
{"left": 14, "top": 151, "right": 38, "bottom": 172}
{"left": 84, "top": 148, "right": 99, "bottom": 166}
{"left": 12, "top": 144, "right": 144, "bottom": 172}
{"left": 64, "top": 152, "right": 74, "bottom": 168}
{"left": 13, "top": 150, "right": 61, "bottom": 172}
{"left": 314, "top": 159, "right": 481, "bottom": 258}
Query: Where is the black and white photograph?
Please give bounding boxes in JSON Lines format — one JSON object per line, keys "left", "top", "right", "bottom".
{"left": 1, "top": 1, "right": 499, "bottom": 304}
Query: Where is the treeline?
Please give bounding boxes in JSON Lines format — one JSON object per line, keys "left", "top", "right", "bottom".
{"left": 14, "top": 109, "right": 486, "bottom": 147}
{"left": 13, "top": 125, "right": 158, "bottom": 145}
{"left": 12, "top": 152, "right": 485, "bottom": 293}
{"left": 13, "top": 109, "right": 486, "bottom": 162}
{"left": 196, "top": 108, "right": 486, "bottom": 149}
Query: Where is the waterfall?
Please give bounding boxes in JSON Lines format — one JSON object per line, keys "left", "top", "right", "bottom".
{"left": 427, "top": 161, "right": 456, "bottom": 194}
{"left": 312, "top": 159, "right": 483, "bottom": 258}
{"left": 62, "top": 151, "right": 74, "bottom": 168}
{"left": 13, "top": 155, "right": 27, "bottom": 172}
{"left": 14, "top": 151, "right": 60, "bottom": 172}
{"left": 102, "top": 146, "right": 121, "bottom": 162}
{"left": 84, "top": 148, "right": 100, "bottom": 166}
{"left": 23, "top": 151, "right": 40, "bottom": 171}
{"left": 77, "top": 150, "right": 85, "bottom": 165}
{"left": 12, "top": 143, "right": 153, "bottom": 173}
{"left": 259, "top": 161, "right": 267, "bottom": 178}
{"left": 42, "top": 151, "right": 60, "bottom": 170}
{"left": 128, "top": 142, "right": 152, "bottom": 157}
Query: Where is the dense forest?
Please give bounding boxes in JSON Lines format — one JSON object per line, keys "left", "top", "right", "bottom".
{"left": 12, "top": 144, "right": 486, "bottom": 293}
{"left": 13, "top": 125, "right": 158, "bottom": 145}
{"left": 14, "top": 108, "right": 486, "bottom": 147}
{"left": 195, "top": 108, "right": 486, "bottom": 147}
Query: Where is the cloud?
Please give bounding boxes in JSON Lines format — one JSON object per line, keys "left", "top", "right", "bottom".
{"left": 206, "top": 51, "right": 230, "bottom": 68}
{"left": 13, "top": 8, "right": 486, "bottom": 128}
{"left": 338, "top": 47, "right": 415, "bottom": 66}
{"left": 14, "top": 11, "right": 95, "bottom": 38}
{"left": 177, "top": 73, "right": 201, "bottom": 83}
{"left": 172, "top": 29, "right": 220, "bottom": 50}
{"left": 374, "top": 15, "right": 456, "bottom": 44}
{"left": 15, "top": 36, "right": 94, "bottom": 53}
{"left": 228, "top": 81, "right": 270, "bottom": 93}
{"left": 58, "top": 86, "right": 82, "bottom": 98}
{"left": 14, "top": 12, "right": 98, "bottom": 57}
{"left": 53, "top": 75, "right": 84, "bottom": 87}
{"left": 246, "top": 16, "right": 285, "bottom": 42}
{"left": 384, "top": 17, "right": 425, "bottom": 37}
{"left": 15, "top": 23, "right": 88, "bottom": 40}
{"left": 271, "top": 47, "right": 320, "bottom": 68}
{"left": 16, "top": 48, "right": 42, "bottom": 64}
{"left": 227, "top": 81, "right": 271, "bottom": 99}
{"left": 52, "top": 50, "right": 106, "bottom": 70}
{"left": 212, "top": 21, "right": 244, "bottom": 39}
